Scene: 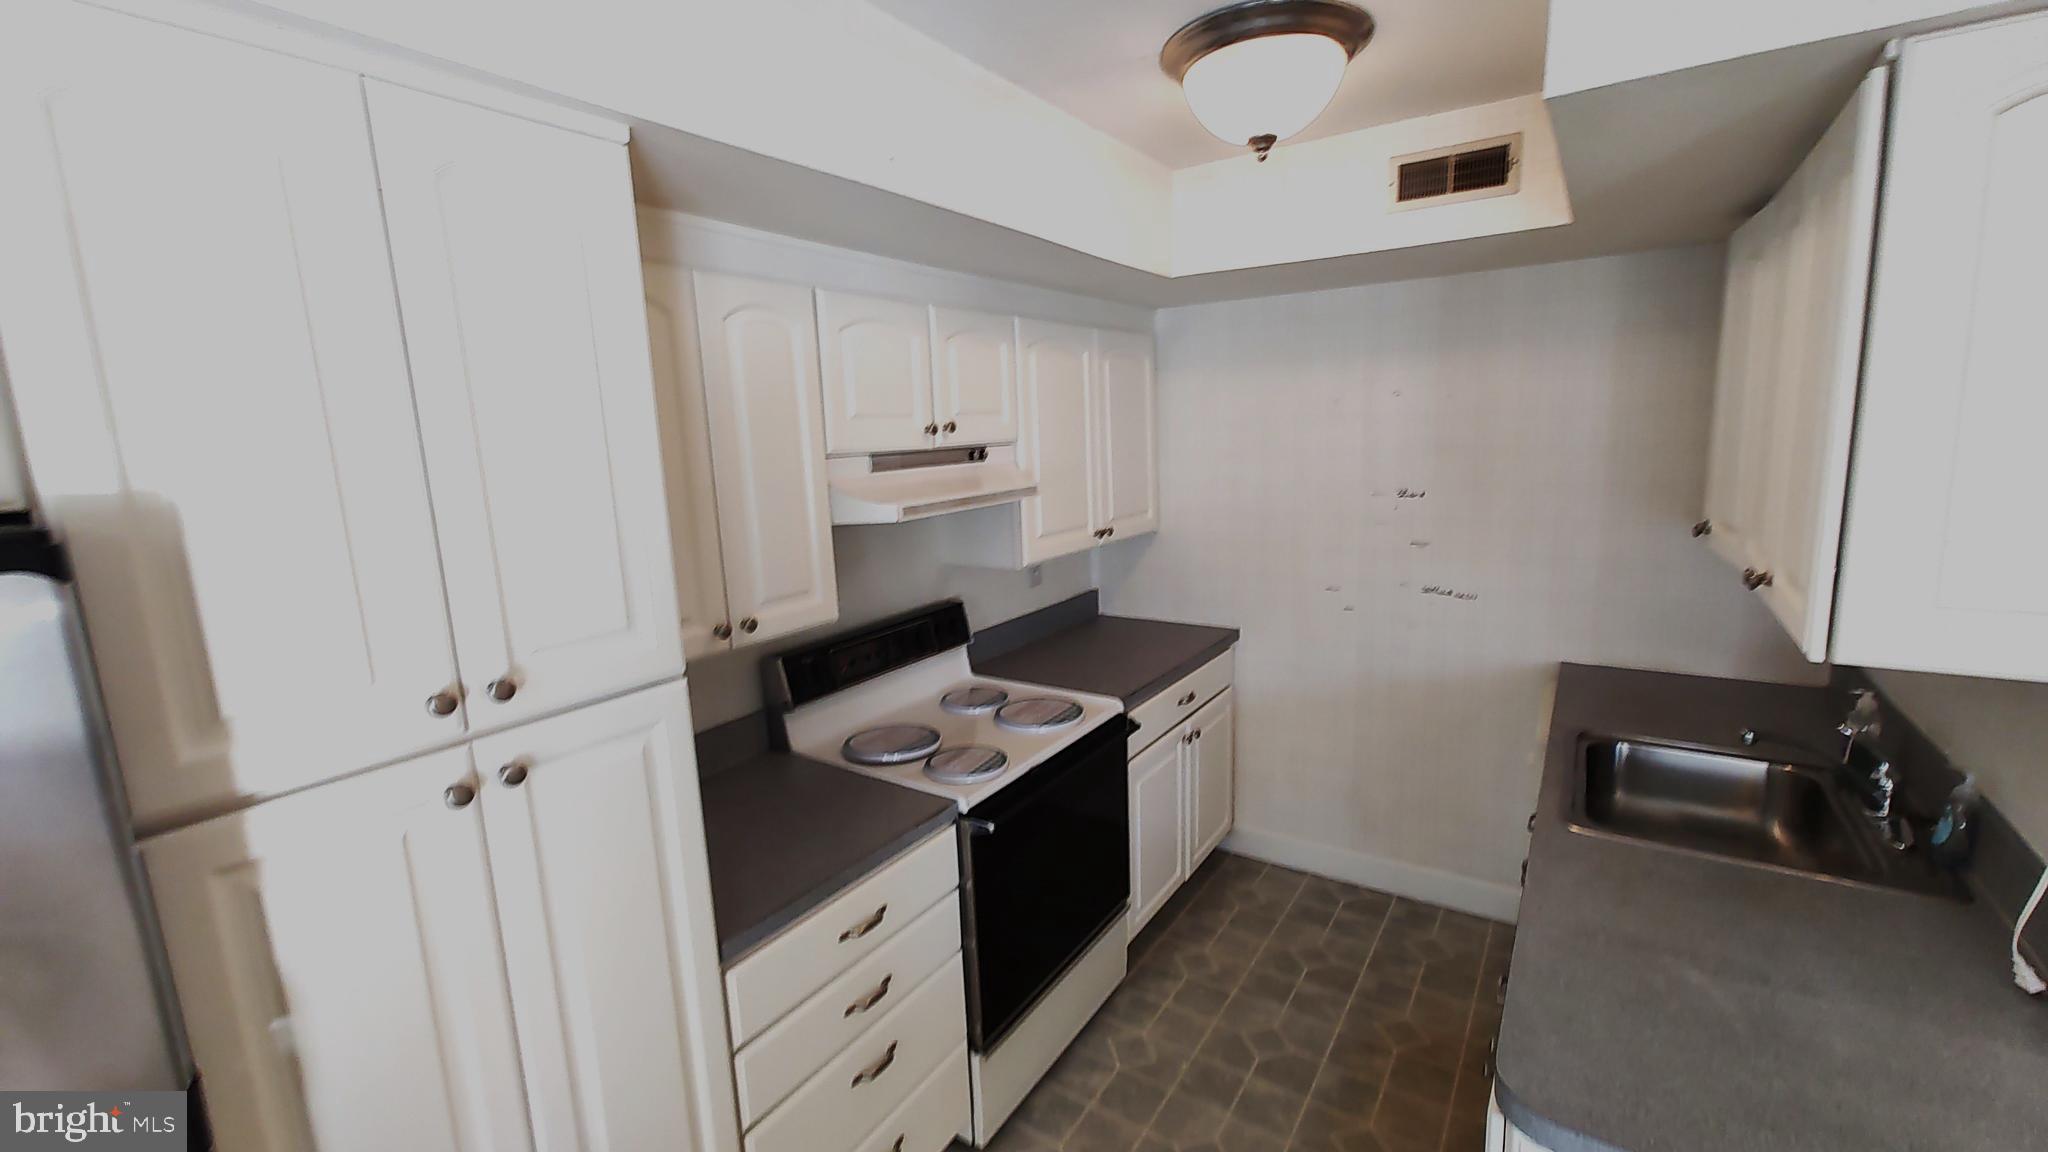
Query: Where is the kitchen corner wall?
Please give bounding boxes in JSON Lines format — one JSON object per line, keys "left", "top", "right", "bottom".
{"left": 641, "top": 207, "right": 1145, "bottom": 731}
{"left": 686, "top": 523, "right": 1091, "bottom": 728}
{"left": 1097, "top": 244, "right": 1821, "bottom": 918}
{"left": 1867, "top": 671, "right": 2048, "bottom": 858}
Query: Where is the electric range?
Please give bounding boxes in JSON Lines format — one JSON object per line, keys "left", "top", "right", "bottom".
{"left": 767, "top": 601, "right": 1130, "bottom": 1147}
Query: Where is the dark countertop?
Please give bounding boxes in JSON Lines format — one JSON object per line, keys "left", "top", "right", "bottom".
{"left": 698, "top": 750, "right": 956, "bottom": 966}
{"left": 972, "top": 597, "right": 1238, "bottom": 708}
{"left": 1496, "top": 663, "right": 2048, "bottom": 1152}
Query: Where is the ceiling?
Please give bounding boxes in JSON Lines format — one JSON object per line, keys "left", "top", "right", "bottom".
{"left": 863, "top": 0, "right": 1550, "bottom": 168}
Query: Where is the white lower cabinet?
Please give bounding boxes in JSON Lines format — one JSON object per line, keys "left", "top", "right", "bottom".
{"left": 1126, "top": 653, "right": 1236, "bottom": 940}
{"left": 1188, "top": 689, "right": 1236, "bottom": 869}
{"left": 143, "top": 747, "right": 529, "bottom": 1152}
{"left": 1128, "top": 733, "right": 1188, "bottom": 937}
{"left": 1486, "top": 1090, "right": 1557, "bottom": 1152}
{"left": 472, "top": 684, "right": 739, "bottom": 1152}
{"left": 723, "top": 828, "right": 968, "bottom": 1152}
{"left": 143, "top": 681, "right": 740, "bottom": 1152}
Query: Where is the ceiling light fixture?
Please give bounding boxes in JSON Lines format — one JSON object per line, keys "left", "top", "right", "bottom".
{"left": 1161, "top": 0, "right": 1375, "bottom": 162}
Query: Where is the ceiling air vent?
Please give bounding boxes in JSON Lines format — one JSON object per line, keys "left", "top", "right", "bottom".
{"left": 1390, "top": 134, "right": 1521, "bottom": 210}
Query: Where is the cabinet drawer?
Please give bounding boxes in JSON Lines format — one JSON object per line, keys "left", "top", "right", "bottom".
{"left": 735, "top": 896, "right": 962, "bottom": 1127}
{"left": 1127, "top": 648, "right": 1233, "bottom": 758}
{"left": 745, "top": 960, "right": 967, "bottom": 1152}
{"left": 726, "top": 828, "right": 957, "bottom": 1044}
{"left": 856, "top": 1043, "right": 969, "bottom": 1152}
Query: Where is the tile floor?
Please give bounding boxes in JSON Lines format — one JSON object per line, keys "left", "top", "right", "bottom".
{"left": 970, "top": 852, "right": 1513, "bottom": 1152}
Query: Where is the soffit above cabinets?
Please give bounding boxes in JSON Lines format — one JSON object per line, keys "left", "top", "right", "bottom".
{"left": 862, "top": 0, "right": 1548, "bottom": 168}
{"left": 157, "top": 0, "right": 2037, "bottom": 306}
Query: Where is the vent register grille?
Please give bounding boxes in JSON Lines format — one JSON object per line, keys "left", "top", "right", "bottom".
{"left": 1393, "top": 136, "right": 1519, "bottom": 206}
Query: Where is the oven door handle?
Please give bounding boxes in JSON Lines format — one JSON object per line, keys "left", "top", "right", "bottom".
{"left": 962, "top": 816, "right": 997, "bottom": 836}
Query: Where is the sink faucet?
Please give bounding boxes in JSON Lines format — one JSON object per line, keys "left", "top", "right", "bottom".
{"left": 1837, "top": 689, "right": 1909, "bottom": 849}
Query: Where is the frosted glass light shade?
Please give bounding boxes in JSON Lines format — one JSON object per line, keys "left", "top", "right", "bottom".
{"left": 1179, "top": 32, "right": 1350, "bottom": 148}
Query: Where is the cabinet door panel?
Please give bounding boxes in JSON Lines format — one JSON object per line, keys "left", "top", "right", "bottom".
{"left": 143, "top": 748, "right": 529, "bottom": 1152}
{"left": 478, "top": 682, "right": 739, "bottom": 1152}
{"left": 1753, "top": 73, "right": 1885, "bottom": 659}
{"left": 0, "top": 3, "right": 459, "bottom": 826}
{"left": 1095, "top": 329, "right": 1159, "bottom": 539}
{"left": 931, "top": 307, "right": 1020, "bottom": 446}
{"left": 817, "top": 290, "right": 933, "bottom": 455}
{"left": 693, "top": 272, "right": 839, "bottom": 644}
{"left": 368, "top": 81, "right": 682, "bottom": 728}
{"left": 1127, "top": 731, "right": 1187, "bottom": 940}
{"left": 644, "top": 263, "right": 733, "bottom": 661}
{"left": 1188, "top": 689, "right": 1235, "bottom": 871}
{"left": 1835, "top": 19, "right": 2048, "bottom": 678}
{"left": 1017, "top": 321, "right": 1098, "bottom": 566}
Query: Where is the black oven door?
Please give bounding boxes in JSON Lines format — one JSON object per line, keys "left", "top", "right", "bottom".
{"left": 959, "top": 715, "right": 1129, "bottom": 1051}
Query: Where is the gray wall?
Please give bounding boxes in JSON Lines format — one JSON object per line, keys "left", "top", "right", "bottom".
{"left": 0, "top": 364, "right": 24, "bottom": 510}
{"left": 1097, "top": 245, "right": 1822, "bottom": 916}
{"left": 1870, "top": 670, "right": 2048, "bottom": 856}
{"left": 685, "top": 521, "right": 1092, "bottom": 729}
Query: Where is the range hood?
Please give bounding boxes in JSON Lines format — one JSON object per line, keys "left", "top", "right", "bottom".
{"left": 827, "top": 445, "right": 1036, "bottom": 525}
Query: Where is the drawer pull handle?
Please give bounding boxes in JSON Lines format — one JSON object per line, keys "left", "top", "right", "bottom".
{"left": 844, "top": 974, "right": 894, "bottom": 1018}
{"left": 839, "top": 904, "right": 888, "bottom": 943}
{"left": 850, "top": 1041, "right": 898, "bottom": 1088}
{"left": 889, "top": 1137, "right": 905, "bottom": 1152}
{"left": 1177, "top": 691, "right": 1197, "bottom": 707}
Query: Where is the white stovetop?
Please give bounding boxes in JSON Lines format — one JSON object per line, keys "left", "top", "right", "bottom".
{"left": 780, "top": 647, "right": 1123, "bottom": 811}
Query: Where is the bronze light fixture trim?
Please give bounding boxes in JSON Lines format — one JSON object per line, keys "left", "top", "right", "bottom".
{"left": 1160, "top": 0, "right": 1377, "bottom": 161}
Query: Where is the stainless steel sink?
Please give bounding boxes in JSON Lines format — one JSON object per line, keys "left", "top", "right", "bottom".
{"left": 1567, "top": 737, "right": 1963, "bottom": 899}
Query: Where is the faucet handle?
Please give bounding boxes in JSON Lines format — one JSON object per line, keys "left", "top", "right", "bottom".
{"left": 1844, "top": 688, "right": 1883, "bottom": 740}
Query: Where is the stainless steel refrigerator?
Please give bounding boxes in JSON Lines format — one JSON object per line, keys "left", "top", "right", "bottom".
{"left": 0, "top": 512, "right": 188, "bottom": 1092}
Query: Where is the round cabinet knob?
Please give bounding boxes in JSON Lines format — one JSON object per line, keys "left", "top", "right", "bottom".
{"left": 1741, "top": 568, "right": 1774, "bottom": 591}
{"left": 425, "top": 688, "right": 461, "bottom": 717}
{"left": 498, "top": 760, "right": 530, "bottom": 788}
{"left": 942, "top": 421, "right": 957, "bottom": 434}
{"left": 1104, "top": 526, "right": 1116, "bottom": 538}
{"left": 740, "top": 617, "right": 760, "bottom": 634}
{"left": 443, "top": 782, "right": 476, "bottom": 809}
{"left": 487, "top": 675, "right": 519, "bottom": 702}
{"left": 1691, "top": 519, "right": 1713, "bottom": 538}
{"left": 711, "top": 622, "right": 733, "bottom": 641}
{"left": 923, "top": 422, "right": 939, "bottom": 436}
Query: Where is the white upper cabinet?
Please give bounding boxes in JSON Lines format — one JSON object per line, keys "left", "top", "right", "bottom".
{"left": 475, "top": 682, "right": 739, "bottom": 1152}
{"left": 1017, "top": 320, "right": 1101, "bottom": 565}
{"left": 931, "top": 307, "right": 1021, "bottom": 447}
{"left": 817, "top": 290, "right": 935, "bottom": 455}
{"left": 369, "top": 80, "right": 683, "bottom": 729}
{"left": 0, "top": 4, "right": 461, "bottom": 826}
{"left": 1833, "top": 16, "right": 2048, "bottom": 680}
{"left": 143, "top": 747, "right": 531, "bottom": 1152}
{"left": 692, "top": 272, "right": 840, "bottom": 645}
{"left": 816, "top": 293, "right": 1022, "bottom": 454}
{"left": 1701, "top": 69, "right": 1885, "bottom": 661}
{"left": 1095, "top": 328, "right": 1160, "bottom": 541}
{"left": 643, "top": 264, "right": 736, "bottom": 662}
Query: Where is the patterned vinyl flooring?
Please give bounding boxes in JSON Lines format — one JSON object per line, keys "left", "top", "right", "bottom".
{"left": 966, "top": 852, "right": 1514, "bottom": 1152}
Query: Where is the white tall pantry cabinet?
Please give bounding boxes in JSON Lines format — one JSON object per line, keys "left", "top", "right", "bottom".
{"left": 0, "top": 4, "right": 738, "bottom": 1150}
{"left": 0, "top": 2, "right": 467, "bottom": 827}
{"left": 368, "top": 81, "right": 684, "bottom": 731}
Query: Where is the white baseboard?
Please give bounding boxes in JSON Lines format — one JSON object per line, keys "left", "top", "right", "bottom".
{"left": 1221, "top": 827, "right": 1522, "bottom": 924}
